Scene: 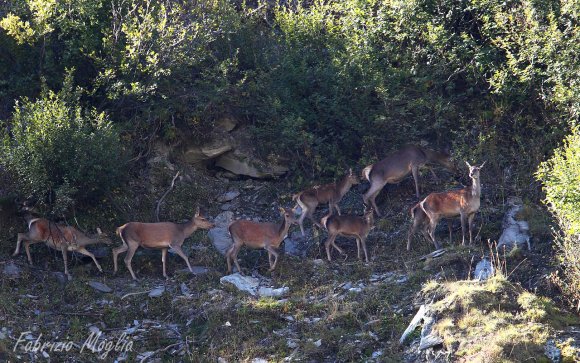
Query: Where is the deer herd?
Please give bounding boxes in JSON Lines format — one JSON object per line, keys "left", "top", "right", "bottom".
{"left": 12, "top": 145, "right": 486, "bottom": 280}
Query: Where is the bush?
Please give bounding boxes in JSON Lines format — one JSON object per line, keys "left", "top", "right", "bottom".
{"left": 537, "top": 127, "right": 580, "bottom": 306}
{"left": 0, "top": 82, "right": 124, "bottom": 215}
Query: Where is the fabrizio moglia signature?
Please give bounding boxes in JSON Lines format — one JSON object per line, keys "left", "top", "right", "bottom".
{"left": 14, "top": 331, "right": 134, "bottom": 359}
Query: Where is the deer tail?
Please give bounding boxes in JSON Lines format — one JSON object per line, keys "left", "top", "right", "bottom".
{"left": 362, "top": 165, "right": 373, "bottom": 182}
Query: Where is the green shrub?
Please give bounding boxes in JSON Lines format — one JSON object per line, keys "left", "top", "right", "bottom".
{"left": 0, "top": 81, "right": 124, "bottom": 215}
{"left": 537, "top": 127, "right": 580, "bottom": 306}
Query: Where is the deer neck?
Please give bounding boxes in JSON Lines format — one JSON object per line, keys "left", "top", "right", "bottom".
{"left": 422, "top": 148, "right": 445, "bottom": 165}
{"left": 336, "top": 175, "right": 353, "bottom": 198}
{"left": 76, "top": 234, "right": 105, "bottom": 247}
{"left": 181, "top": 218, "right": 199, "bottom": 238}
{"left": 277, "top": 217, "right": 292, "bottom": 242}
{"left": 469, "top": 175, "right": 481, "bottom": 198}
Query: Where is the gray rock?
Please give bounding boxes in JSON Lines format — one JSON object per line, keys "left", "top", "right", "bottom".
{"left": 284, "top": 230, "right": 312, "bottom": 257}
{"left": 214, "top": 211, "right": 234, "bottom": 228}
{"left": 53, "top": 272, "right": 69, "bottom": 285}
{"left": 474, "top": 258, "right": 494, "bottom": 281}
{"left": 217, "top": 191, "right": 240, "bottom": 202}
{"left": 220, "top": 203, "right": 232, "bottom": 211}
{"left": 220, "top": 273, "right": 290, "bottom": 297}
{"left": 208, "top": 228, "right": 233, "bottom": 256}
{"left": 419, "top": 316, "right": 443, "bottom": 350}
{"left": 400, "top": 305, "right": 428, "bottom": 344}
{"left": 544, "top": 339, "right": 561, "bottom": 363}
{"left": 178, "top": 266, "right": 210, "bottom": 275}
{"left": 215, "top": 115, "right": 238, "bottom": 132}
{"left": 215, "top": 150, "right": 289, "bottom": 178}
{"left": 3, "top": 261, "right": 21, "bottom": 277}
{"left": 183, "top": 138, "right": 234, "bottom": 163}
{"left": 148, "top": 286, "right": 165, "bottom": 298}
{"left": 88, "top": 281, "right": 113, "bottom": 293}
{"left": 498, "top": 197, "right": 531, "bottom": 251}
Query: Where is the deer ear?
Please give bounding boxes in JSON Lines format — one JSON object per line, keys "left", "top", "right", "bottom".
{"left": 195, "top": 207, "right": 200, "bottom": 217}
{"left": 349, "top": 168, "right": 353, "bottom": 175}
{"left": 479, "top": 161, "right": 487, "bottom": 168}
{"left": 279, "top": 206, "right": 285, "bottom": 214}
{"left": 96, "top": 227, "right": 102, "bottom": 235}
{"left": 465, "top": 161, "right": 472, "bottom": 168}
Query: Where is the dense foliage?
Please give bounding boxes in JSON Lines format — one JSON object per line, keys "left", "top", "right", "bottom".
{"left": 537, "top": 128, "right": 580, "bottom": 306}
{"left": 0, "top": 75, "right": 124, "bottom": 215}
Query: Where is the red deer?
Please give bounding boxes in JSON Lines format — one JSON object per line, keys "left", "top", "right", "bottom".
{"left": 226, "top": 207, "right": 297, "bottom": 274}
{"left": 419, "top": 161, "right": 485, "bottom": 248}
{"left": 113, "top": 209, "right": 214, "bottom": 280}
{"left": 320, "top": 208, "right": 374, "bottom": 263}
{"left": 293, "top": 169, "right": 359, "bottom": 235}
{"left": 362, "top": 145, "right": 457, "bottom": 216}
{"left": 407, "top": 203, "right": 452, "bottom": 251}
{"left": 13, "top": 218, "right": 112, "bottom": 277}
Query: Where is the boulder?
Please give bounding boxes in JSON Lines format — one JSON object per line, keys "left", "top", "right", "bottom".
{"left": 474, "top": 258, "right": 494, "bottom": 281}
{"left": 284, "top": 230, "right": 313, "bottom": 257}
{"left": 497, "top": 197, "right": 531, "bottom": 251}
{"left": 220, "top": 273, "right": 289, "bottom": 297}
{"left": 215, "top": 116, "right": 238, "bottom": 132}
{"left": 182, "top": 138, "right": 234, "bottom": 164}
{"left": 215, "top": 150, "right": 288, "bottom": 179}
{"left": 209, "top": 211, "right": 235, "bottom": 256}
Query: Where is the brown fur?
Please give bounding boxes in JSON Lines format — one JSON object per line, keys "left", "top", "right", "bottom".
{"left": 419, "top": 161, "right": 485, "bottom": 248}
{"left": 323, "top": 209, "right": 374, "bottom": 263}
{"left": 407, "top": 203, "right": 453, "bottom": 251}
{"left": 362, "top": 145, "right": 457, "bottom": 216}
{"left": 113, "top": 210, "right": 214, "bottom": 280}
{"left": 226, "top": 207, "right": 296, "bottom": 274}
{"left": 293, "top": 169, "right": 359, "bottom": 235}
{"left": 14, "top": 218, "right": 112, "bottom": 276}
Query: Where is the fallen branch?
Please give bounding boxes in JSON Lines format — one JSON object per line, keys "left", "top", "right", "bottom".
{"left": 155, "top": 171, "right": 180, "bottom": 222}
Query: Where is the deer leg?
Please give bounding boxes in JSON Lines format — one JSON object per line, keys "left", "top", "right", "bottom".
{"left": 225, "top": 244, "right": 235, "bottom": 274}
{"left": 123, "top": 244, "right": 138, "bottom": 280}
{"left": 324, "top": 233, "right": 337, "bottom": 261}
{"left": 297, "top": 209, "right": 308, "bottom": 236}
{"left": 61, "top": 246, "right": 69, "bottom": 277}
{"left": 427, "top": 216, "right": 441, "bottom": 250}
{"left": 229, "top": 244, "right": 243, "bottom": 275}
{"left": 74, "top": 246, "right": 103, "bottom": 272}
{"left": 170, "top": 244, "right": 193, "bottom": 273}
{"left": 468, "top": 213, "right": 475, "bottom": 245}
{"left": 447, "top": 219, "right": 453, "bottom": 244}
{"left": 460, "top": 213, "right": 467, "bottom": 246}
{"left": 364, "top": 182, "right": 385, "bottom": 217}
{"left": 330, "top": 203, "right": 341, "bottom": 216}
{"left": 355, "top": 238, "right": 362, "bottom": 260}
{"left": 430, "top": 168, "right": 440, "bottom": 184}
{"left": 112, "top": 243, "right": 128, "bottom": 274}
{"left": 265, "top": 246, "right": 279, "bottom": 271}
{"left": 361, "top": 237, "right": 369, "bottom": 263}
{"left": 23, "top": 240, "right": 43, "bottom": 265}
{"left": 407, "top": 216, "right": 423, "bottom": 251}
{"left": 411, "top": 166, "right": 421, "bottom": 198}
{"left": 161, "top": 248, "right": 168, "bottom": 279}
{"left": 14, "top": 233, "right": 28, "bottom": 256}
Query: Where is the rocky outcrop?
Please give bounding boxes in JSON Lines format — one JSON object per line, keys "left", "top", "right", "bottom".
{"left": 497, "top": 197, "right": 531, "bottom": 251}
{"left": 215, "top": 150, "right": 289, "bottom": 179}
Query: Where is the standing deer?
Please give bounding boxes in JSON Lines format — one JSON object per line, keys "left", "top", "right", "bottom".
{"left": 418, "top": 161, "right": 485, "bottom": 248}
{"left": 113, "top": 209, "right": 214, "bottom": 280}
{"left": 293, "top": 169, "right": 359, "bottom": 235}
{"left": 362, "top": 145, "right": 457, "bottom": 216}
{"left": 407, "top": 202, "right": 453, "bottom": 251}
{"left": 226, "top": 207, "right": 297, "bottom": 274}
{"left": 13, "top": 218, "right": 112, "bottom": 277}
{"left": 320, "top": 208, "right": 374, "bottom": 263}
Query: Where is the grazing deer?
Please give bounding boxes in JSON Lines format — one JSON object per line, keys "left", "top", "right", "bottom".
{"left": 293, "top": 169, "right": 359, "bottom": 235}
{"left": 419, "top": 161, "right": 485, "bottom": 248}
{"left": 320, "top": 208, "right": 375, "bottom": 263}
{"left": 13, "top": 218, "right": 112, "bottom": 277}
{"left": 226, "top": 207, "right": 297, "bottom": 274}
{"left": 113, "top": 209, "right": 214, "bottom": 280}
{"left": 407, "top": 202, "right": 453, "bottom": 251}
{"left": 362, "top": 145, "right": 457, "bottom": 216}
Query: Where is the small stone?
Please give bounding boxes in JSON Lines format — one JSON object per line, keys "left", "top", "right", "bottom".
{"left": 257, "top": 286, "right": 290, "bottom": 298}
{"left": 372, "top": 350, "right": 383, "bottom": 358}
{"left": 349, "top": 287, "right": 363, "bottom": 293}
{"left": 251, "top": 359, "right": 268, "bottom": 363}
{"left": 42, "top": 351, "right": 50, "bottom": 359}
{"left": 3, "top": 262, "right": 21, "bottom": 277}
{"left": 217, "top": 191, "right": 240, "bottom": 202}
{"left": 218, "top": 358, "right": 228, "bottom": 363}
{"left": 88, "top": 281, "right": 113, "bottom": 293}
{"left": 342, "top": 282, "right": 353, "bottom": 290}
{"left": 220, "top": 203, "right": 232, "bottom": 211}
{"left": 287, "top": 339, "right": 299, "bottom": 349}
{"left": 314, "top": 339, "right": 322, "bottom": 347}
{"left": 312, "top": 259, "right": 325, "bottom": 266}
{"left": 148, "top": 287, "right": 165, "bottom": 298}
{"left": 180, "top": 283, "right": 191, "bottom": 296}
